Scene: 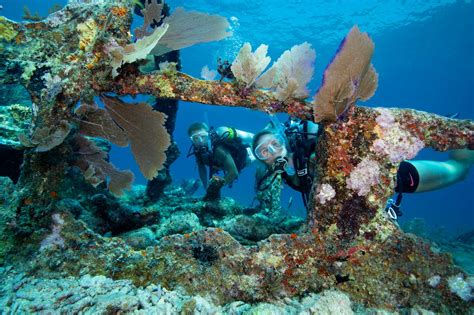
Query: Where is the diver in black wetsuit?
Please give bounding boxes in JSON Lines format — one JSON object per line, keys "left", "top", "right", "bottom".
{"left": 187, "top": 122, "right": 255, "bottom": 201}
{"left": 252, "top": 118, "right": 474, "bottom": 216}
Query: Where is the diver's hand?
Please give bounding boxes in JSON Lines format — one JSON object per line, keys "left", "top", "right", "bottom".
{"left": 203, "top": 176, "right": 225, "bottom": 201}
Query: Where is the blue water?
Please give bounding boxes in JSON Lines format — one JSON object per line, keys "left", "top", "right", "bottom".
{"left": 3, "top": 0, "right": 473, "bottom": 234}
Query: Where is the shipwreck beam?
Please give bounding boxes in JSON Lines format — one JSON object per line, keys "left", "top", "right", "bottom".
{"left": 101, "top": 68, "right": 314, "bottom": 120}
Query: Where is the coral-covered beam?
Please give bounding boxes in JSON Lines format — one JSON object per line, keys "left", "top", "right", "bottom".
{"left": 391, "top": 108, "right": 474, "bottom": 151}
{"left": 308, "top": 106, "right": 473, "bottom": 241}
{"left": 102, "top": 69, "right": 314, "bottom": 120}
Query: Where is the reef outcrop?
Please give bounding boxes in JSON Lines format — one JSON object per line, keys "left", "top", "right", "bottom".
{"left": 0, "top": 0, "right": 473, "bottom": 312}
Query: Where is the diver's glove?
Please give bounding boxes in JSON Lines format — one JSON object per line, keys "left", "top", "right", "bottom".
{"left": 203, "top": 176, "right": 226, "bottom": 201}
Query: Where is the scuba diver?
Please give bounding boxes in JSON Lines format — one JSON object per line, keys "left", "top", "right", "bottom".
{"left": 252, "top": 117, "right": 474, "bottom": 217}
{"left": 187, "top": 122, "right": 255, "bottom": 201}
{"left": 253, "top": 117, "right": 319, "bottom": 209}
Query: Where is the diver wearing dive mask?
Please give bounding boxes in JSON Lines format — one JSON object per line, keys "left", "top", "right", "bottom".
{"left": 252, "top": 119, "right": 318, "bottom": 208}
{"left": 253, "top": 132, "right": 296, "bottom": 176}
{"left": 187, "top": 122, "right": 256, "bottom": 201}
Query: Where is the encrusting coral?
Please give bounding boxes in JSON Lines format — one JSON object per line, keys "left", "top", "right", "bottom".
{"left": 0, "top": 0, "right": 473, "bottom": 312}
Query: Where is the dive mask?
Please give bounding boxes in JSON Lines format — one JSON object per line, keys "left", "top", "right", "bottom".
{"left": 254, "top": 134, "right": 286, "bottom": 160}
{"left": 190, "top": 131, "right": 209, "bottom": 146}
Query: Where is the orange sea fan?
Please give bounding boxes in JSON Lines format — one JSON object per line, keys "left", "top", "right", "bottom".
{"left": 75, "top": 102, "right": 128, "bottom": 147}
{"left": 312, "top": 26, "right": 378, "bottom": 123}
{"left": 151, "top": 7, "right": 232, "bottom": 56}
{"left": 101, "top": 96, "right": 171, "bottom": 180}
{"left": 74, "top": 135, "right": 134, "bottom": 196}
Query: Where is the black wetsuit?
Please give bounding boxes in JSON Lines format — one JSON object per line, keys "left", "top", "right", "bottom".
{"left": 395, "top": 161, "right": 420, "bottom": 193}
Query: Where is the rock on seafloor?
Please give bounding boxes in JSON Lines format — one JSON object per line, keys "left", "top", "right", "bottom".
{"left": 0, "top": 265, "right": 437, "bottom": 314}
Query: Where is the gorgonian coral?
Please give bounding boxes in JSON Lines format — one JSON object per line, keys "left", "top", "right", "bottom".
{"left": 109, "top": 24, "right": 169, "bottom": 77}
{"left": 18, "top": 120, "right": 72, "bottom": 152}
{"left": 257, "top": 42, "right": 316, "bottom": 102}
{"left": 151, "top": 7, "right": 232, "bottom": 56}
{"left": 77, "top": 96, "right": 170, "bottom": 181}
{"left": 231, "top": 43, "right": 271, "bottom": 88}
{"left": 312, "top": 26, "right": 378, "bottom": 122}
{"left": 74, "top": 135, "right": 134, "bottom": 196}
{"left": 201, "top": 65, "right": 217, "bottom": 80}
{"left": 134, "top": 0, "right": 164, "bottom": 39}
{"left": 109, "top": 6, "right": 231, "bottom": 77}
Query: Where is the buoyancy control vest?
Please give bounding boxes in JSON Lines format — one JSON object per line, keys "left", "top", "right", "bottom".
{"left": 281, "top": 119, "right": 319, "bottom": 207}
{"left": 188, "top": 127, "right": 250, "bottom": 179}
{"left": 256, "top": 118, "right": 319, "bottom": 208}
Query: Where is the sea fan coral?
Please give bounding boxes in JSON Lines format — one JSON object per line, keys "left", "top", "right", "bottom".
{"left": 134, "top": 1, "right": 164, "bottom": 39}
{"left": 109, "top": 7, "right": 231, "bottom": 77}
{"left": 74, "top": 135, "right": 134, "bottom": 196}
{"left": 201, "top": 65, "right": 217, "bottom": 80}
{"left": 151, "top": 8, "right": 232, "bottom": 56}
{"left": 109, "top": 24, "right": 169, "bottom": 77}
{"left": 257, "top": 42, "right": 316, "bottom": 102}
{"left": 312, "top": 26, "right": 378, "bottom": 122}
{"left": 100, "top": 96, "right": 170, "bottom": 180}
{"left": 75, "top": 102, "right": 128, "bottom": 146}
{"left": 18, "top": 120, "right": 72, "bottom": 152}
{"left": 231, "top": 43, "right": 271, "bottom": 88}
{"left": 76, "top": 96, "right": 170, "bottom": 191}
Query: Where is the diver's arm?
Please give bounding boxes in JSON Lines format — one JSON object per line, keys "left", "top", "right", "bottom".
{"left": 214, "top": 147, "right": 239, "bottom": 185}
{"left": 216, "top": 126, "right": 255, "bottom": 145}
{"left": 409, "top": 149, "right": 473, "bottom": 192}
{"left": 198, "top": 163, "right": 208, "bottom": 189}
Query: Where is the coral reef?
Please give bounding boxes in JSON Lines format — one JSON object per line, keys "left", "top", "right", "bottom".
{"left": 6, "top": 210, "right": 467, "bottom": 313}
{"left": 1, "top": 265, "right": 420, "bottom": 314}
{"left": 0, "top": 1, "right": 473, "bottom": 313}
